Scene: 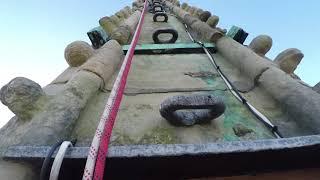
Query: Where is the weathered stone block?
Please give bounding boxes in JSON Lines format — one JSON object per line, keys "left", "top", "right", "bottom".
{"left": 183, "top": 14, "right": 198, "bottom": 25}
{"left": 166, "top": 2, "right": 223, "bottom": 43}
{"left": 132, "top": 1, "right": 144, "bottom": 10}
{"left": 110, "top": 15, "right": 122, "bottom": 26}
{"left": 258, "top": 67, "right": 320, "bottom": 133}
{"left": 0, "top": 41, "right": 123, "bottom": 148}
{"left": 172, "top": 6, "right": 189, "bottom": 20}
{"left": 121, "top": 7, "right": 131, "bottom": 18}
{"left": 99, "top": 16, "right": 118, "bottom": 34}
{"left": 111, "top": 11, "right": 142, "bottom": 44}
{"left": 0, "top": 160, "right": 36, "bottom": 180}
{"left": 115, "top": 11, "right": 126, "bottom": 20}
{"left": 216, "top": 36, "right": 276, "bottom": 83}
{"left": 313, "top": 82, "right": 320, "bottom": 94}
{"left": 20, "top": 71, "right": 102, "bottom": 145}
{"left": 111, "top": 25, "right": 132, "bottom": 45}
{"left": 189, "top": 18, "right": 223, "bottom": 42}
{"left": 216, "top": 27, "right": 227, "bottom": 34}
{"left": 80, "top": 40, "right": 123, "bottom": 84}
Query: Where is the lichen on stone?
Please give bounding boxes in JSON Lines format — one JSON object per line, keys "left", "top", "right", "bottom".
{"left": 233, "top": 123, "right": 254, "bottom": 137}
{"left": 0, "top": 77, "right": 45, "bottom": 120}
{"left": 139, "top": 127, "right": 177, "bottom": 144}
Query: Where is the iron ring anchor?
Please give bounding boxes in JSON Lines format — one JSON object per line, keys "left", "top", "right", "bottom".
{"left": 153, "top": 4, "right": 164, "bottom": 13}
{"left": 153, "top": 28, "right": 178, "bottom": 44}
{"left": 153, "top": 12, "right": 168, "bottom": 22}
{"left": 159, "top": 94, "right": 226, "bottom": 126}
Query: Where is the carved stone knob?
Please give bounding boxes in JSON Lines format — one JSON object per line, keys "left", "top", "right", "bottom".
{"left": 274, "top": 48, "right": 304, "bottom": 74}
{"left": 199, "top": 11, "right": 211, "bottom": 22}
{"left": 64, "top": 41, "right": 94, "bottom": 67}
{"left": 194, "top": 8, "right": 204, "bottom": 18}
{"left": 181, "top": 3, "right": 188, "bottom": 10}
{"left": 249, "top": 35, "right": 273, "bottom": 56}
{"left": 0, "top": 77, "right": 44, "bottom": 120}
{"left": 206, "top": 15, "right": 219, "bottom": 28}
{"left": 188, "top": 6, "right": 196, "bottom": 15}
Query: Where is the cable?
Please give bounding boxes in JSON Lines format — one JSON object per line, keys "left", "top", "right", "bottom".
{"left": 183, "top": 23, "right": 283, "bottom": 138}
{"left": 40, "top": 140, "right": 64, "bottom": 180}
{"left": 49, "top": 141, "right": 74, "bottom": 180}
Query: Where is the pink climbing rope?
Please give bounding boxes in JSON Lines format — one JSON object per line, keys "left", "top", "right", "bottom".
{"left": 82, "top": 1, "right": 148, "bottom": 180}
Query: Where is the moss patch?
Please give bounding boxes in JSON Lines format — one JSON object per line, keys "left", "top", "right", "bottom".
{"left": 111, "top": 126, "right": 177, "bottom": 146}
{"left": 139, "top": 127, "right": 177, "bottom": 144}
{"left": 111, "top": 133, "right": 136, "bottom": 146}
{"left": 198, "top": 63, "right": 275, "bottom": 141}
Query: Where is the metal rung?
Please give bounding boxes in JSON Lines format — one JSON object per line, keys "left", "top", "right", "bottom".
{"left": 122, "top": 42, "right": 216, "bottom": 55}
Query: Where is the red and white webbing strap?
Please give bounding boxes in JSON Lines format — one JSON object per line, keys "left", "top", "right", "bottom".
{"left": 82, "top": 1, "right": 148, "bottom": 180}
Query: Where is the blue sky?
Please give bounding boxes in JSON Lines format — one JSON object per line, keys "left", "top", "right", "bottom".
{"left": 0, "top": 0, "right": 319, "bottom": 127}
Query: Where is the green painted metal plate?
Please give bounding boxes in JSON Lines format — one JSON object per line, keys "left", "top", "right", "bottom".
{"left": 227, "top": 26, "right": 241, "bottom": 38}
{"left": 122, "top": 43, "right": 216, "bottom": 54}
{"left": 227, "top": 25, "right": 248, "bottom": 44}
{"left": 88, "top": 26, "right": 109, "bottom": 42}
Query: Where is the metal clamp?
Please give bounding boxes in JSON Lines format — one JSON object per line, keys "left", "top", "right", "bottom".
{"left": 159, "top": 94, "right": 226, "bottom": 126}
{"left": 153, "top": 28, "right": 178, "bottom": 44}
{"left": 153, "top": 12, "right": 168, "bottom": 22}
